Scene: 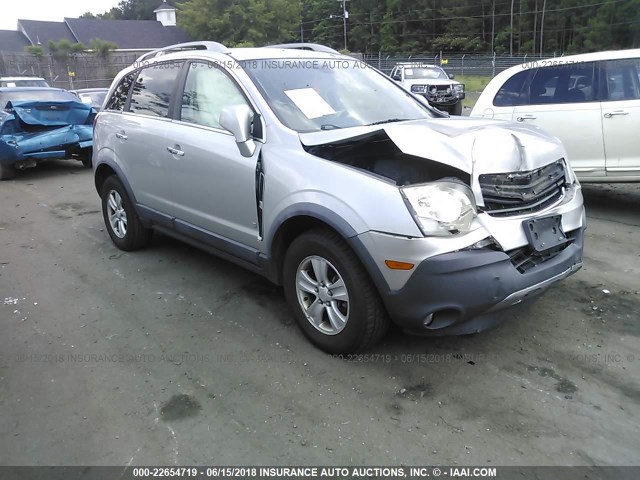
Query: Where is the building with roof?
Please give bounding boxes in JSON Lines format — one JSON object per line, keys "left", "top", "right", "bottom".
{"left": 0, "top": 1, "right": 190, "bottom": 53}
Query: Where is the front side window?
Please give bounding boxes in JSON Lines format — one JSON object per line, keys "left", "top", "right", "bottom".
{"left": 129, "top": 62, "right": 184, "bottom": 117}
{"left": 528, "top": 62, "right": 597, "bottom": 105}
{"left": 106, "top": 72, "right": 136, "bottom": 111}
{"left": 244, "top": 59, "right": 433, "bottom": 133}
{"left": 604, "top": 58, "right": 640, "bottom": 101}
{"left": 493, "top": 70, "right": 532, "bottom": 107}
{"left": 180, "top": 62, "right": 249, "bottom": 130}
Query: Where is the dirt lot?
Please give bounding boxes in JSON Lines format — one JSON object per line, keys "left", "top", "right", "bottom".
{"left": 0, "top": 161, "right": 639, "bottom": 467}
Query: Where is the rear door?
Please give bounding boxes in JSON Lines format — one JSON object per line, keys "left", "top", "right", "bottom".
{"left": 121, "top": 61, "right": 184, "bottom": 214}
{"left": 512, "top": 62, "right": 605, "bottom": 178}
{"left": 601, "top": 57, "right": 640, "bottom": 177}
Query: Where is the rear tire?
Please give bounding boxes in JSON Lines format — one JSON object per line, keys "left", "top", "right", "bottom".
{"left": 81, "top": 156, "right": 92, "bottom": 168}
{"left": 0, "top": 163, "right": 16, "bottom": 180}
{"left": 283, "top": 229, "right": 389, "bottom": 353}
{"left": 101, "top": 176, "right": 151, "bottom": 251}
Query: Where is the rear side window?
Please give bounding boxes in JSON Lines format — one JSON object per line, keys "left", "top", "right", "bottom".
{"left": 493, "top": 70, "right": 532, "bottom": 106}
{"left": 604, "top": 58, "right": 640, "bottom": 101}
{"left": 105, "top": 72, "right": 136, "bottom": 111}
{"left": 129, "top": 62, "right": 184, "bottom": 117}
{"left": 528, "top": 62, "right": 597, "bottom": 105}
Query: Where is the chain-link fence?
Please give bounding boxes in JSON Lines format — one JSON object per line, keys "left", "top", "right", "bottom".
{"left": 2, "top": 50, "right": 567, "bottom": 92}
{"left": 0, "top": 51, "right": 145, "bottom": 90}
{"left": 362, "top": 52, "right": 560, "bottom": 77}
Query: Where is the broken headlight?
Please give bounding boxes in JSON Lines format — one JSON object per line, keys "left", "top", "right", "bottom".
{"left": 402, "top": 181, "right": 477, "bottom": 236}
{"left": 453, "top": 84, "right": 465, "bottom": 98}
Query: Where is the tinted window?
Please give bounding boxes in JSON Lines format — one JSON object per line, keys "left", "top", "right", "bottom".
{"left": 604, "top": 58, "right": 640, "bottom": 101}
{"left": 180, "top": 62, "right": 249, "bottom": 130}
{"left": 129, "top": 62, "right": 183, "bottom": 117}
{"left": 105, "top": 72, "right": 136, "bottom": 111}
{"left": 528, "top": 62, "right": 597, "bottom": 105}
{"left": 494, "top": 70, "right": 532, "bottom": 106}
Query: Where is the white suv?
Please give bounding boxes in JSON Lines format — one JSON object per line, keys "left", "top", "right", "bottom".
{"left": 471, "top": 49, "right": 640, "bottom": 182}
{"left": 391, "top": 63, "right": 465, "bottom": 115}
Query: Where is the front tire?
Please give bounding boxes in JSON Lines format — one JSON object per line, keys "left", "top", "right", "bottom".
{"left": 0, "top": 162, "right": 16, "bottom": 180}
{"left": 283, "top": 229, "right": 389, "bottom": 353}
{"left": 101, "top": 176, "right": 151, "bottom": 251}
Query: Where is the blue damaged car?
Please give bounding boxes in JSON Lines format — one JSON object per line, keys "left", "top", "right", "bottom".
{"left": 0, "top": 87, "right": 95, "bottom": 180}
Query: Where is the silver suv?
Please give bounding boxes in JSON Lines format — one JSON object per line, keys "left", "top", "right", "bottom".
{"left": 94, "top": 42, "right": 585, "bottom": 353}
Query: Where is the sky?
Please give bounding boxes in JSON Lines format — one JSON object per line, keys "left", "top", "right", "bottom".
{"left": 0, "top": 0, "right": 122, "bottom": 30}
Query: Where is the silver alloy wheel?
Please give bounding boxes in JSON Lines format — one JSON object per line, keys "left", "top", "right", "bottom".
{"left": 106, "top": 190, "right": 127, "bottom": 239}
{"left": 296, "top": 255, "right": 350, "bottom": 335}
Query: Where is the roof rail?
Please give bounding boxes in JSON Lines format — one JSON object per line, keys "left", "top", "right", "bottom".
{"left": 136, "top": 41, "right": 230, "bottom": 63}
{"left": 264, "top": 43, "right": 340, "bottom": 54}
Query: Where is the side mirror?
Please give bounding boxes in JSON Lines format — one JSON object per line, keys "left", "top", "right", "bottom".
{"left": 219, "top": 104, "right": 256, "bottom": 157}
{"left": 448, "top": 73, "right": 455, "bottom": 79}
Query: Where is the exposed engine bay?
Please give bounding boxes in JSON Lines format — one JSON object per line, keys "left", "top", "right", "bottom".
{"left": 303, "top": 130, "right": 470, "bottom": 187}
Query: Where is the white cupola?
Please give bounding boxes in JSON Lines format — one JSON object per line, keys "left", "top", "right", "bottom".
{"left": 154, "top": 1, "right": 177, "bottom": 27}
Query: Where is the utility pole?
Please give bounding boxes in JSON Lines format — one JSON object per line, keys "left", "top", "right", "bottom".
{"left": 510, "top": 0, "right": 514, "bottom": 56}
{"left": 540, "top": 0, "right": 547, "bottom": 56}
{"left": 331, "top": 0, "right": 349, "bottom": 51}
{"left": 491, "top": 0, "right": 496, "bottom": 53}
{"left": 339, "top": 0, "right": 349, "bottom": 51}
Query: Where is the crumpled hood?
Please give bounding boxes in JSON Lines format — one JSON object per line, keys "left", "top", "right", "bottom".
{"left": 5, "top": 100, "right": 93, "bottom": 127}
{"left": 299, "top": 117, "right": 566, "bottom": 176}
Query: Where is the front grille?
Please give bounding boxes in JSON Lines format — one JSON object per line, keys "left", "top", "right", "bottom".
{"left": 479, "top": 160, "right": 566, "bottom": 217}
{"left": 426, "top": 84, "right": 455, "bottom": 102}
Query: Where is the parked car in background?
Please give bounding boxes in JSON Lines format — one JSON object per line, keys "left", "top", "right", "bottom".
{"left": 0, "top": 87, "right": 95, "bottom": 180}
{"left": 70, "top": 88, "right": 109, "bottom": 111}
{"left": 0, "top": 76, "right": 50, "bottom": 88}
{"left": 93, "top": 42, "right": 584, "bottom": 353}
{"left": 390, "top": 63, "right": 465, "bottom": 115}
{"left": 471, "top": 49, "right": 640, "bottom": 182}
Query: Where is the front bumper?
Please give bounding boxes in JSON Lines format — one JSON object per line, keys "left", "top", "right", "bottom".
{"left": 380, "top": 227, "right": 583, "bottom": 335}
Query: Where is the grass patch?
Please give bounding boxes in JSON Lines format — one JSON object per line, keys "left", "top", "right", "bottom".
{"left": 456, "top": 75, "right": 492, "bottom": 92}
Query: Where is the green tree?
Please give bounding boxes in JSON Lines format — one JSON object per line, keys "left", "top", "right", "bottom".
{"left": 89, "top": 39, "right": 119, "bottom": 58}
{"left": 25, "top": 45, "right": 45, "bottom": 60}
{"left": 178, "top": 0, "right": 300, "bottom": 47}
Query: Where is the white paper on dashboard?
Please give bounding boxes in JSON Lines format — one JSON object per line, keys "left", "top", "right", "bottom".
{"left": 284, "top": 88, "right": 336, "bottom": 119}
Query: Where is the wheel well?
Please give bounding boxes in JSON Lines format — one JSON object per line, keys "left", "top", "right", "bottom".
{"left": 94, "top": 164, "right": 116, "bottom": 197}
{"left": 270, "top": 216, "right": 345, "bottom": 285}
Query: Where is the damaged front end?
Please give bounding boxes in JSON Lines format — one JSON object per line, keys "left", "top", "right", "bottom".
{"left": 0, "top": 100, "right": 95, "bottom": 172}
{"left": 299, "top": 119, "right": 585, "bottom": 334}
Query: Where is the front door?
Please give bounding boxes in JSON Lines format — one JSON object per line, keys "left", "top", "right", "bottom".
{"left": 512, "top": 61, "right": 605, "bottom": 178}
{"left": 162, "top": 62, "right": 261, "bottom": 250}
{"left": 601, "top": 58, "right": 640, "bottom": 177}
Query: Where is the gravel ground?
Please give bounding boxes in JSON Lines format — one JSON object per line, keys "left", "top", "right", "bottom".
{"left": 0, "top": 161, "right": 638, "bottom": 467}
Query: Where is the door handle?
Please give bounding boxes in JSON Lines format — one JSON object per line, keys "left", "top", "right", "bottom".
{"left": 604, "top": 111, "right": 629, "bottom": 118}
{"left": 516, "top": 115, "right": 537, "bottom": 122}
{"left": 167, "top": 145, "right": 185, "bottom": 157}
{"left": 115, "top": 131, "right": 128, "bottom": 140}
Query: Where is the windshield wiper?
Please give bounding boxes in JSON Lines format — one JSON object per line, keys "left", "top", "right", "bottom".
{"left": 366, "top": 118, "right": 410, "bottom": 126}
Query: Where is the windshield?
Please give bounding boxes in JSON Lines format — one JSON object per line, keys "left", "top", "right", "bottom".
{"left": 78, "top": 91, "right": 108, "bottom": 109}
{"left": 403, "top": 67, "right": 448, "bottom": 80}
{"left": 244, "top": 59, "right": 433, "bottom": 132}
{"left": 0, "top": 90, "right": 78, "bottom": 108}
{"left": 0, "top": 79, "right": 50, "bottom": 87}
